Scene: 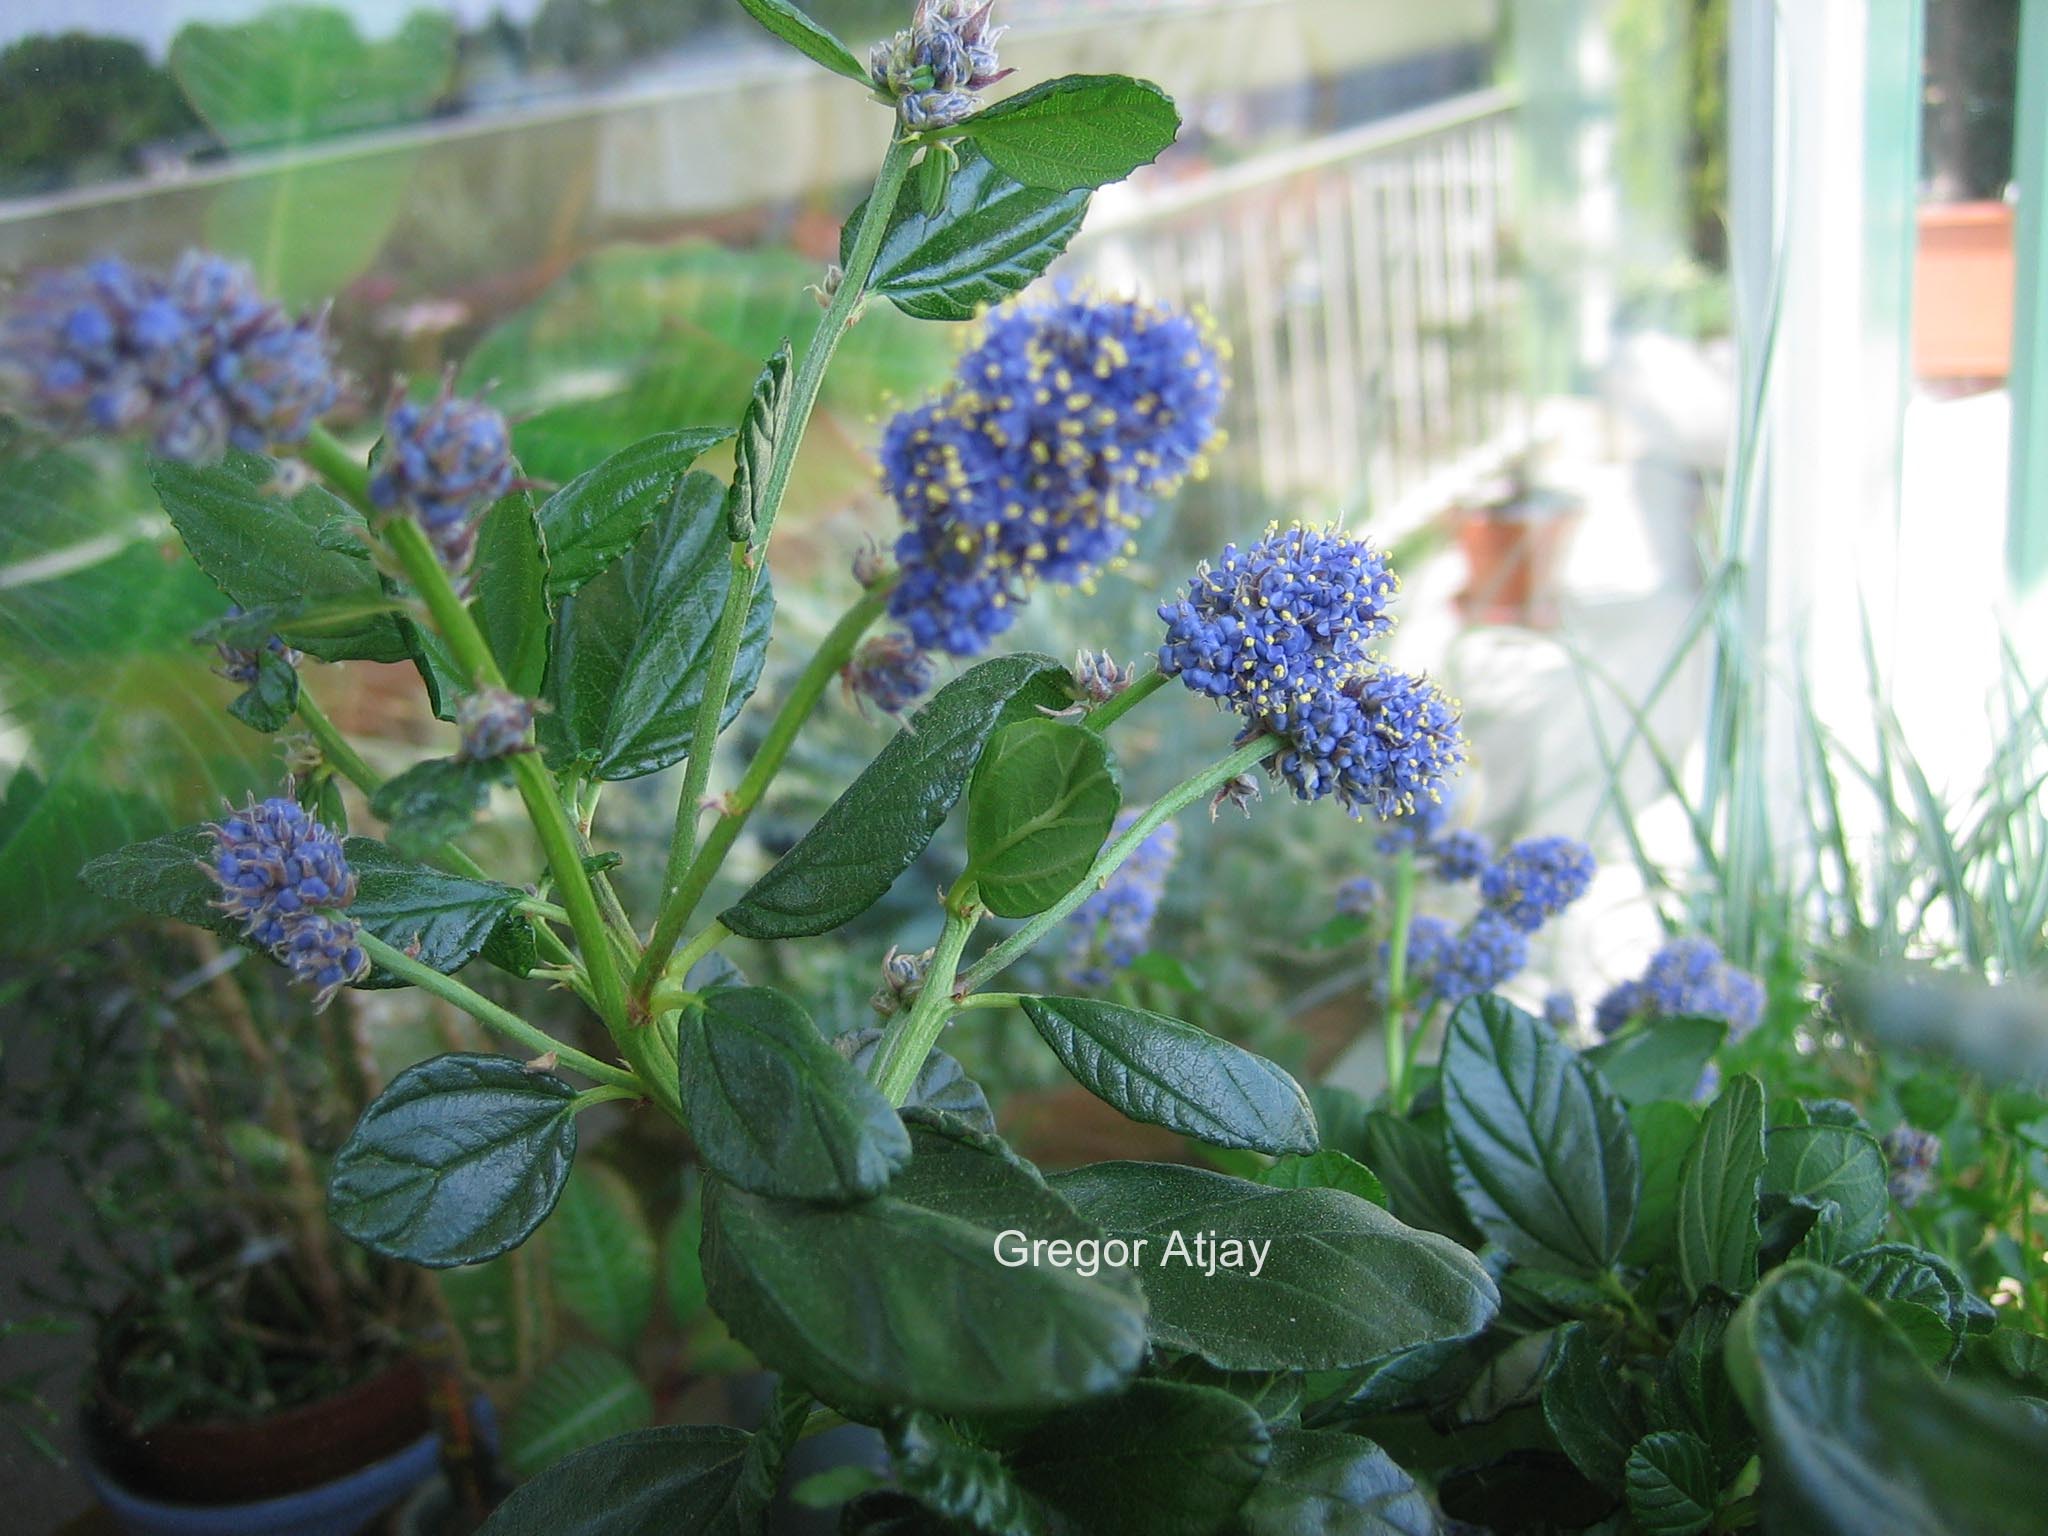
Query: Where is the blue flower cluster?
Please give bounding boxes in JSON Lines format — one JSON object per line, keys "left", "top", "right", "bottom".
{"left": 883, "top": 289, "right": 1226, "bottom": 658}
{"left": 1159, "top": 522, "right": 1462, "bottom": 820}
{"left": 368, "top": 386, "right": 515, "bottom": 579}
{"left": 1543, "top": 989, "right": 1578, "bottom": 1033}
{"left": 456, "top": 688, "right": 538, "bottom": 761}
{"left": 206, "top": 797, "right": 368, "bottom": 1008}
{"left": 1399, "top": 909, "right": 1528, "bottom": 1009}
{"left": 1428, "top": 828, "right": 1492, "bottom": 883}
{"left": 1375, "top": 796, "right": 1450, "bottom": 855}
{"left": 1882, "top": 1124, "right": 1941, "bottom": 1208}
{"left": 869, "top": 0, "right": 1010, "bottom": 128}
{"left": 1481, "top": 835, "right": 1596, "bottom": 932}
{"left": 1593, "top": 937, "right": 1765, "bottom": 1041}
{"left": 1062, "top": 811, "right": 1179, "bottom": 989}
{"left": 1336, "top": 874, "right": 1382, "bottom": 918}
{"left": 0, "top": 252, "right": 336, "bottom": 463}
{"left": 845, "top": 634, "right": 937, "bottom": 716}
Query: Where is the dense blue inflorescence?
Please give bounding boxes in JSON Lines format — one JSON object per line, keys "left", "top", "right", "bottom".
{"left": 1882, "top": 1124, "right": 1941, "bottom": 1208}
{"left": 368, "top": 386, "right": 515, "bottom": 579}
{"left": 870, "top": 0, "right": 1011, "bottom": 128}
{"left": 1593, "top": 936, "right": 1765, "bottom": 1040}
{"left": 1428, "top": 828, "right": 1493, "bottom": 884}
{"left": 205, "top": 796, "right": 367, "bottom": 1007}
{"left": 883, "top": 289, "right": 1226, "bottom": 661}
{"left": 1159, "top": 521, "right": 1461, "bottom": 820}
{"left": 1062, "top": 811, "right": 1178, "bottom": 989}
{"left": 1482, "top": 835, "right": 1597, "bottom": 933}
{"left": 0, "top": 252, "right": 336, "bottom": 463}
{"left": 845, "top": 633, "right": 938, "bottom": 715}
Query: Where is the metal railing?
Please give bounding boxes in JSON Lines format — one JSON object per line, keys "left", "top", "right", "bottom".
{"left": 1064, "top": 88, "right": 1527, "bottom": 529}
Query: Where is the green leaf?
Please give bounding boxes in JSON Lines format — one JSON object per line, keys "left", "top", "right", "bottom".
{"left": 1454, "top": 1329, "right": 1561, "bottom": 1427}
{"left": 677, "top": 987, "right": 912, "bottom": 1203}
{"left": 847, "top": 143, "right": 1091, "bottom": 322}
{"left": 537, "top": 428, "right": 732, "bottom": 599}
{"left": 1762, "top": 1124, "right": 1889, "bottom": 1252}
{"left": 1838, "top": 1243, "right": 1968, "bottom": 1361}
{"left": 327, "top": 1053, "right": 578, "bottom": 1267}
{"left": 542, "top": 471, "right": 773, "bottom": 781}
{"left": 1256, "top": 1150, "right": 1387, "bottom": 1207}
{"left": 151, "top": 454, "right": 411, "bottom": 662}
{"left": 1049, "top": 1161, "right": 1497, "bottom": 1371}
{"left": 723, "top": 654, "right": 1070, "bottom": 939}
{"left": 722, "top": 342, "right": 791, "bottom": 546}
{"left": 1582, "top": 1017, "right": 1726, "bottom": 1105}
{"left": 502, "top": 1347, "right": 654, "bottom": 1481}
{"left": 965, "top": 75, "right": 1181, "bottom": 192}
{"left": 78, "top": 827, "right": 525, "bottom": 985}
{"left": 1010, "top": 1380, "right": 1271, "bottom": 1535}
{"left": 1727, "top": 1262, "right": 2048, "bottom": 1536}
{"left": 480, "top": 1424, "right": 764, "bottom": 1536}
{"left": 731, "top": 0, "right": 869, "bottom": 84}
{"left": 839, "top": 1030, "right": 996, "bottom": 1133}
{"left": 227, "top": 647, "right": 299, "bottom": 734}
{"left": 1234, "top": 1429, "right": 1435, "bottom": 1536}
{"left": 965, "top": 718, "right": 1121, "bottom": 918}
{"left": 1677, "top": 1073, "right": 1767, "bottom": 1298}
{"left": 471, "top": 489, "right": 551, "bottom": 696}
{"left": 663, "top": 1176, "right": 709, "bottom": 1330}
{"left": 368, "top": 755, "right": 512, "bottom": 859}
{"left": 1624, "top": 1431, "right": 1718, "bottom": 1536}
{"left": 888, "top": 1414, "right": 1056, "bottom": 1536}
{"left": 1624, "top": 1100, "right": 1700, "bottom": 1268}
{"left": 916, "top": 142, "right": 954, "bottom": 219}
{"left": 1019, "top": 995, "right": 1318, "bottom": 1155}
{"left": 702, "top": 1114, "right": 1147, "bottom": 1417}
{"left": 547, "top": 1165, "right": 658, "bottom": 1352}
{"left": 1361, "top": 1109, "right": 1483, "bottom": 1246}
{"left": 1648, "top": 1301, "right": 1750, "bottom": 1480}
{"left": 1442, "top": 995, "right": 1640, "bottom": 1275}
{"left": 1542, "top": 1322, "right": 1643, "bottom": 1491}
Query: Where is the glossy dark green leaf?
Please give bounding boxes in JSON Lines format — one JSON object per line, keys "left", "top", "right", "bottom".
{"left": 222, "top": 646, "right": 298, "bottom": 733}
{"left": 328, "top": 1053, "right": 578, "bottom": 1267}
{"left": 847, "top": 143, "right": 1090, "bottom": 321}
{"left": 547, "top": 1165, "right": 658, "bottom": 1352}
{"left": 471, "top": 487, "right": 551, "bottom": 695}
{"left": 723, "top": 654, "right": 1069, "bottom": 939}
{"left": 732, "top": 0, "right": 868, "bottom": 84}
{"left": 1624, "top": 1431, "right": 1717, "bottom": 1536}
{"left": 502, "top": 1346, "right": 654, "bottom": 1479}
{"left": 965, "top": 718, "right": 1120, "bottom": 918}
{"left": 838, "top": 1029, "right": 996, "bottom": 1133}
{"left": 1647, "top": 1301, "right": 1750, "bottom": 1480}
{"left": 479, "top": 1424, "right": 765, "bottom": 1536}
{"left": 1454, "top": 1329, "right": 1561, "bottom": 1427}
{"left": 1624, "top": 1100, "right": 1700, "bottom": 1268}
{"left": 1582, "top": 1017, "right": 1725, "bottom": 1105}
{"left": 1677, "top": 1073, "right": 1766, "bottom": 1298}
{"left": 888, "top": 1414, "right": 1056, "bottom": 1536}
{"left": 702, "top": 1114, "right": 1147, "bottom": 1417}
{"left": 1362, "top": 1109, "right": 1483, "bottom": 1246}
{"left": 542, "top": 471, "right": 773, "bottom": 781}
{"left": 1050, "top": 1161, "right": 1497, "bottom": 1371}
{"left": 1256, "top": 1150, "right": 1387, "bottom": 1207}
{"left": 78, "top": 827, "right": 525, "bottom": 984}
{"left": 677, "top": 987, "right": 911, "bottom": 1203}
{"left": 1011, "top": 1379, "right": 1270, "bottom": 1536}
{"left": 964, "top": 74, "right": 1180, "bottom": 191}
{"left": 368, "top": 755, "right": 512, "bottom": 859}
{"left": 1542, "top": 1322, "right": 1643, "bottom": 1491}
{"left": 537, "top": 428, "right": 731, "bottom": 598}
{"left": 1727, "top": 1262, "right": 2048, "bottom": 1536}
{"left": 151, "top": 452, "right": 412, "bottom": 661}
{"left": 1442, "top": 995, "right": 1639, "bottom": 1276}
{"left": 1020, "top": 995, "right": 1318, "bottom": 1154}
{"left": 1235, "top": 1429, "right": 1436, "bottom": 1536}
{"left": 722, "top": 342, "right": 790, "bottom": 546}
{"left": 1762, "top": 1124, "right": 1889, "bottom": 1252}
{"left": 1838, "top": 1243, "right": 1968, "bottom": 1361}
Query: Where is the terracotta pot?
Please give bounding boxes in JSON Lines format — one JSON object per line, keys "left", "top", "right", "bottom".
{"left": 1454, "top": 498, "right": 1579, "bottom": 629}
{"left": 88, "top": 1357, "right": 432, "bottom": 1506}
{"left": 1914, "top": 200, "right": 2014, "bottom": 384}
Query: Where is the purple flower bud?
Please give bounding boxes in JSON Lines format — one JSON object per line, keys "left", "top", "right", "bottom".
{"left": 845, "top": 633, "right": 937, "bottom": 716}
{"left": 1336, "top": 875, "right": 1382, "bottom": 918}
{"left": 368, "top": 384, "right": 514, "bottom": 581}
{"left": 456, "top": 687, "right": 538, "bottom": 761}
{"left": 871, "top": 945, "right": 935, "bottom": 1017}
{"left": 1882, "top": 1124, "right": 1941, "bottom": 1208}
{"left": 870, "top": 0, "right": 1011, "bottom": 127}
{"left": 205, "top": 795, "right": 367, "bottom": 1008}
{"left": 210, "top": 606, "right": 299, "bottom": 685}
{"left": 1072, "top": 649, "right": 1135, "bottom": 705}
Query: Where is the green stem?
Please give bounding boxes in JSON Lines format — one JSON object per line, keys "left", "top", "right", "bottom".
{"left": 358, "top": 933, "right": 636, "bottom": 1091}
{"left": 956, "top": 736, "right": 1282, "bottom": 994}
{"left": 637, "top": 582, "right": 893, "bottom": 997}
{"left": 300, "top": 424, "right": 372, "bottom": 506}
{"left": 294, "top": 687, "right": 380, "bottom": 798}
{"left": 1087, "top": 668, "right": 1168, "bottom": 732}
{"left": 870, "top": 888, "right": 979, "bottom": 1105}
{"left": 570, "top": 1084, "right": 643, "bottom": 1114}
{"left": 640, "top": 133, "right": 921, "bottom": 1004}
{"left": 377, "top": 513, "right": 632, "bottom": 1035}
{"left": 1384, "top": 850, "right": 1418, "bottom": 1112}
{"left": 650, "top": 921, "right": 733, "bottom": 1014}
{"left": 954, "top": 992, "right": 1027, "bottom": 1012}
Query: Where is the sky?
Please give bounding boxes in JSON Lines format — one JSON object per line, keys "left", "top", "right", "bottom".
{"left": 0, "top": 0, "right": 546, "bottom": 57}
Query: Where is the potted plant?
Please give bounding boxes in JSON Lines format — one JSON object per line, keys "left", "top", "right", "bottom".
{"left": 1450, "top": 450, "right": 1582, "bottom": 629}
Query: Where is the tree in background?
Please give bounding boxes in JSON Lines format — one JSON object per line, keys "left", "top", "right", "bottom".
{"left": 0, "top": 33, "right": 205, "bottom": 195}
